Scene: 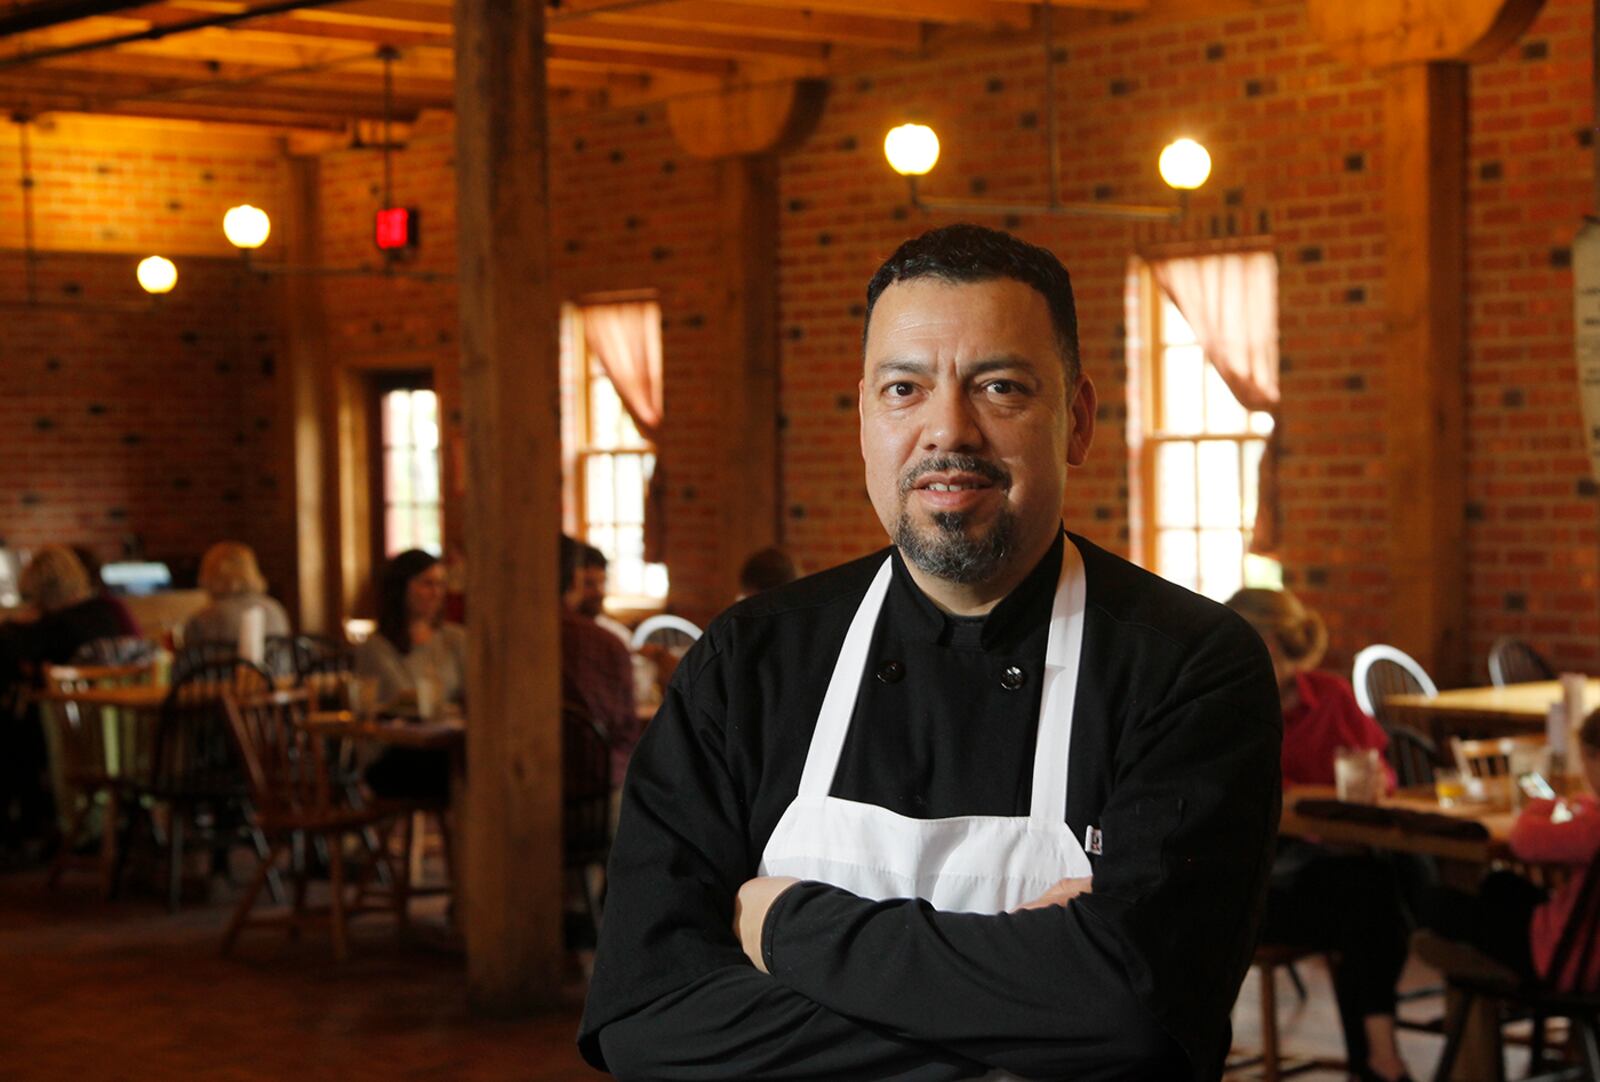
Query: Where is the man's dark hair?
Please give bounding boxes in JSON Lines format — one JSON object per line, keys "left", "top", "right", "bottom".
{"left": 559, "top": 534, "right": 582, "bottom": 595}
{"left": 581, "top": 543, "right": 608, "bottom": 571}
{"left": 738, "top": 547, "right": 797, "bottom": 596}
{"left": 863, "top": 223, "right": 1081, "bottom": 381}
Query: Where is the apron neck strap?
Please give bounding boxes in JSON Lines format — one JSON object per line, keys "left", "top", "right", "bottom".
{"left": 1029, "top": 536, "right": 1086, "bottom": 824}
{"left": 796, "top": 559, "right": 894, "bottom": 798}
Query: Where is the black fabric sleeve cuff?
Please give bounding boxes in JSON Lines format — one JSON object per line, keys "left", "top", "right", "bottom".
{"left": 761, "top": 878, "right": 818, "bottom": 975}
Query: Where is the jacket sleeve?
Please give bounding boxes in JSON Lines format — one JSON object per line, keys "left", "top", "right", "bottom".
{"left": 578, "top": 636, "right": 984, "bottom": 1082}
{"left": 758, "top": 616, "right": 1282, "bottom": 1080}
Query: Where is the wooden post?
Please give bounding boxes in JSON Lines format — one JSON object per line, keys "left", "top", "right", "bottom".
{"left": 715, "top": 154, "right": 782, "bottom": 599}
{"left": 454, "top": 0, "right": 564, "bottom": 1012}
{"left": 281, "top": 155, "right": 334, "bottom": 635}
{"left": 1383, "top": 62, "right": 1468, "bottom": 683}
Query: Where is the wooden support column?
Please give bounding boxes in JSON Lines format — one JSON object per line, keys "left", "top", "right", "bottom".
{"left": 281, "top": 155, "right": 334, "bottom": 635}
{"left": 1383, "top": 62, "right": 1468, "bottom": 682}
{"left": 454, "top": 0, "right": 563, "bottom": 1012}
{"left": 714, "top": 153, "right": 782, "bottom": 599}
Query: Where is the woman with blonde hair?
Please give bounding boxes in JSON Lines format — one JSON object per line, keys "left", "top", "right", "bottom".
{"left": 1, "top": 545, "right": 130, "bottom": 851}
{"left": 182, "top": 541, "right": 290, "bottom": 648}
{"left": 1227, "top": 587, "right": 1413, "bottom": 1082}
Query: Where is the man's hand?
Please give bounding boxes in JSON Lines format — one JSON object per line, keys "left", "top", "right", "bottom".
{"left": 733, "top": 876, "right": 801, "bottom": 973}
{"left": 1012, "top": 876, "right": 1093, "bottom": 911}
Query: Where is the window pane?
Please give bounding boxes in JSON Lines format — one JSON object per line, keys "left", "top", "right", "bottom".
{"left": 644, "top": 563, "right": 669, "bottom": 598}
{"left": 1160, "top": 345, "right": 1204, "bottom": 434}
{"left": 1249, "top": 410, "right": 1275, "bottom": 436}
{"left": 590, "top": 371, "right": 622, "bottom": 446}
{"left": 383, "top": 390, "right": 410, "bottom": 446}
{"left": 1161, "top": 299, "right": 1196, "bottom": 347}
{"left": 1198, "top": 529, "right": 1244, "bottom": 601}
{"left": 1155, "top": 442, "right": 1197, "bottom": 527}
{"left": 1245, "top": 554, "right": 1284, "bottom": 590}
{"left": 589, "top": 525, "right": 615, "bottom": 567}
{"left": 414, "top": 448, "right": 441, "bottom": 504}
{"left": 385, "top": 448, "right": 413, "bottom": 504}
{"left": 1241, "top": 438, "right": 1265, "bottom": 526}
{"left": 615, "top": 455, "right": 644, "bottom": 524}
{"left": 1156, "top": 530, "right": 1198, "bottom": 592}
{"left": 385, "top": 506, "right": 410, "bottom": 557}
{"left": 1202, "top": 363, "right": 1246, "bottom": 433}
{"left": 411, "top": 390, "right": 439, "bottom": 452}
{"left": 1197, "top": 441, "right": 1241, "bottom": 528}
{"left": 585, "top": 455, "right": 615, "bottom": 526}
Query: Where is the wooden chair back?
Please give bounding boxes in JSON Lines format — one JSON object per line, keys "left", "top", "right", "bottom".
{"left": 149, "top": 661, "right": 269, "bottom": 800}
{"left": 1352, "top": 644, "right": 1437, "bottom": 726}
{"left": 224, "top": 687, "right": 339, "bottom": 829}
{"left": 71, "top": 636, "right": 156, "bottom": 665}
{"left": 629, "top": 614, "right": 701, "bottom": 655}
{"left": 1383, "top": 724, "right": 1442, "bottom": 788}
{"left": 1487, "top": 636, "right": 1555, "bottom": 687}
{"left": 39, "top": 662, "right": 155, "bottom": 788}
{"left": 1449, "top": 733, "right": 1547, "bottom": 780}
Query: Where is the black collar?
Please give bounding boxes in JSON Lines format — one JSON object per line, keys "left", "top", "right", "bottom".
{"left": 887, "top": 530, "right": 1065, "bottom": 652}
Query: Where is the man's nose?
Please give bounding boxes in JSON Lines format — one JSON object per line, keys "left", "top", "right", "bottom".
{"left": 921, "top": 386, "right": 983, "bottom": 452}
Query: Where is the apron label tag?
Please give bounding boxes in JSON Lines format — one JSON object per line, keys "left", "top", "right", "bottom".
{"left": 1084, "top": 825, "right": 1102, "bottom": 856}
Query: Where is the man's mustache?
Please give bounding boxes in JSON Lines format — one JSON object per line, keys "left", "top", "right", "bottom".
{"left": 898, "top": 455, "right": 1012, "bottom": 494}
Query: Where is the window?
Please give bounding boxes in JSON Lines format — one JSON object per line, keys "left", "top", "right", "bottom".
{"left": 379, "top": 385, "right": 442, "bottom": 558}
{"left": 560, "top": 302, "right": 668, "bottom": 603}
{"left": 1131, "top": 267, "right": 1280, "bottom": 601}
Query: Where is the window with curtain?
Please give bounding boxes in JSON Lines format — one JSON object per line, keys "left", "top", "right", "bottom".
{"left": 379, "top": 385, "right": 442, "bottom": 558}
{"left": 560, "top": 301, "right": 668, "bottom": 603}
{"left": 1130, "top": 252, "right": 1282, "bottom": 601}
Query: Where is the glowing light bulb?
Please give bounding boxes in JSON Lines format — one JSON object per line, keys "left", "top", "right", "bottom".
{"left": 136, "top": 255, "right": 177, "bottom": 294}
{"left": 223, "top": 204, "right": 271, "bottom": 249}
{"left": 884, "top": 123, "right": 941, "bottom": 177}
{"left": 1158, "top": 138, "right": 1211, "bottom": 191}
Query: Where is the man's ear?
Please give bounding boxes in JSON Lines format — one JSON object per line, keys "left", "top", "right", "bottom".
{"left": 1067, "top": 375, "right": 1097, "bottom": 467}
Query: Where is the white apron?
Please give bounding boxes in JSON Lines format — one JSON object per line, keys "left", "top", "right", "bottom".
{"left": 758, "top": 539, "right": 1093, "bottom": 1082}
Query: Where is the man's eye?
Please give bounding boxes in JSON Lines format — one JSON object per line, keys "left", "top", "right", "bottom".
{"left": 885, "top": 382, "right": 917, "bottom": 397}
{"left": 985, "top": 379, "right": 1022, "bottom": 396}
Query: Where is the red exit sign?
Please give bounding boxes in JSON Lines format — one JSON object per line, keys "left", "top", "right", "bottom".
{"left": 374, "top": 207, "right": 418, "bottom": 251}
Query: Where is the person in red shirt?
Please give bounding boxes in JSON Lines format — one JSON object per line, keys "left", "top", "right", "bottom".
{"left": 1421, "top": 708, "right": 1600, "bottom": 993}
{"left": 1228, "top": 587, "right": 1414, "bottom": 1082}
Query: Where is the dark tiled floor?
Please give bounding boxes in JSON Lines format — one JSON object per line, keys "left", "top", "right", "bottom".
{"left": 0, "top": 867, "right": 597, "bottom": 1081}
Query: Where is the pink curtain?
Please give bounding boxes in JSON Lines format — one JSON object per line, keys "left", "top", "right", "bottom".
{"left": 583, "top": 302, "right": 667, "bottom": 562}
{"left": 583, "top": 302, "right": 663, "bottom": 440}
{"left": 1149, "top": 251, "right": 1282, "bottom": 555}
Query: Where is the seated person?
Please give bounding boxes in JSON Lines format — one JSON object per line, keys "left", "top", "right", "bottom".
{"left": 736, "top": 547, "right": 797, "bottom": 602}
{"left": 354, "top": 550, "right": 465, "bottom": 801}
{"left": 0, "top": 545, "right": 134, "bottom": 849}
{"left": 182, "top": 541, "right": 291, "bottom": 653}
{"left": 560, "top": 538, "right": 638, "bottom": 803}
{"left": 565, "top": 540, "right": 632, "bottom": 648}
{"left": 1227, "top": 587, "right": 1414, "bottom": 1082}
{"left": 1419, "top": 707, "right": 1600, "bottom": 993}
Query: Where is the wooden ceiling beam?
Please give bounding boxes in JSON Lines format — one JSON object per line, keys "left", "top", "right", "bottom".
{"left": 547, "top": 43, "right": 736, "bottom": 77}
{"left": 695, "top": 0, "right": 1035, "bottom": 30}
{"left": 546, "top": 19, "right": 831, "bottom": 63}
{"left": 125, "top": 3, "right": 454, "bottom": 47}
{"left": 557, "top": 0, "right": 922, "bottom": 50}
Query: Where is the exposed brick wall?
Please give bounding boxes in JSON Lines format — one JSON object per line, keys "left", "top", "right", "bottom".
{"left": 0, "top": 252, "right": 293, "bottom": 602}
{"left": 314, "top": 109, "right": 728, "bottom": 623}
{"left": 0, "top": 129, "right": 293, "bottom": 608}
{"left": 13, "top": 0, "right": 1597, "bottom": 679}
{"left": 777, "top": 0, "right": 1597, "bottom": 680}
{"left": 1464, "top": 0, "right": 1598, "bottom": 678}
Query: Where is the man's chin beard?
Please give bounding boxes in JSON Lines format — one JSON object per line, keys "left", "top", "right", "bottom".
{"left": 893, "top": 507, "right": 1016, "bottom": 585}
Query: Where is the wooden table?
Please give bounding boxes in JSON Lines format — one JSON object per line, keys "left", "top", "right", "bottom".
{"left": 1283, "top": 785, "right": 1535, "bottom": 1080}
{"left": 1281, "top": 783, "right": 1517, "bottom": 867}
{"left": 33, "top": 682, "right": 169, "bottom": 710}
{"left": 303, "top": 711, "right": 465, "bottom": 750}
{"left": 1385, "top": 678, "right": 1600, "bottom": 742}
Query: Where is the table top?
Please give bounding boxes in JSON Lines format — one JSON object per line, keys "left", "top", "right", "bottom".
{"left": 304, "top": 711, "right": 465, "bottom": 750}
{"left": 1386, "top": 678, "right": 1600, "bottom": 722}
{"left": 1282, "top": 783, "right": 1516, "bottom": 863}
{"left": 33, "top": 683, "right": 168, "bottom": 709}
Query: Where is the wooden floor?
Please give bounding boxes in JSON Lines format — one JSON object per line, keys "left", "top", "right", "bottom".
{"left": 0, "top": 861, "right": 1511, "bottom": 1081}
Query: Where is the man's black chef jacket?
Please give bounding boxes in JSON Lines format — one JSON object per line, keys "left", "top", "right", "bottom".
{"left": 580, "top": 532, "right": 1281, "bottom": 1081}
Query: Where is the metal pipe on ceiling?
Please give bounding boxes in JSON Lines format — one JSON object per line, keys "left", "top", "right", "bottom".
{"left": 0, "top": 1, "right": 154, "bottom": 38}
